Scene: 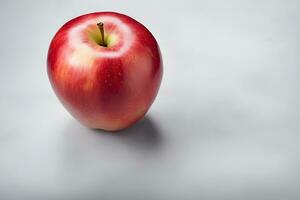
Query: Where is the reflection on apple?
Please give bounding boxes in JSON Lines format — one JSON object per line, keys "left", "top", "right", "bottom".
{"left": 47, "top": 12, "right": 163, "bottom": 131}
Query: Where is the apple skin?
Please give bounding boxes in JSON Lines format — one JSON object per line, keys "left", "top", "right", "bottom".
{"left": 47, "top": 12, "right": 163, "bottom": 131}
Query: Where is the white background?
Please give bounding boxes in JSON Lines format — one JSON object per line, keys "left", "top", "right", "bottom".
{"left": 0, "top": 0, "right": 299, "bottom": 199}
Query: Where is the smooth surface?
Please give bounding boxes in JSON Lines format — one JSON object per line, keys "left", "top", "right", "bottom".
{"left": 47, "top": 12, "right": 162, "bottom": 131}
{"left": 0, "top": 0, "right": 299, "bottom": 200}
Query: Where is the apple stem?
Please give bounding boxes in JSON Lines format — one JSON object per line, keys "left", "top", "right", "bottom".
{"left": 97, "top": 22, "right": 107, "bottom": 47}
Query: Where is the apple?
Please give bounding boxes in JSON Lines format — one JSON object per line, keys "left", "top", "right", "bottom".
{"left": 47, "top": 12, "right": 163, "bottom": 131}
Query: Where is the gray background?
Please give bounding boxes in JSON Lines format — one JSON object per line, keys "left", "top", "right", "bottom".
{"left": 0, "top": 0, "right": 299, "bottom": 199}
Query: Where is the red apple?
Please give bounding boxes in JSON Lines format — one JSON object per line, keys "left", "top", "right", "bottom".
{"left": 47, "top": 12, "right": 163, "bottom": 131}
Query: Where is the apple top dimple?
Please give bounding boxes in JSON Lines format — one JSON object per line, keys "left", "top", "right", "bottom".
{"left": 68, "top": 15, "right": 135, "bottom": 58}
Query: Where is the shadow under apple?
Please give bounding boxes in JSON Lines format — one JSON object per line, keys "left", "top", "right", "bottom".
{"left": 60, "top": 115, "right": 164, "bottom": 165}
{"left": 92, "top": 116, "right": 163, "bottom": 151}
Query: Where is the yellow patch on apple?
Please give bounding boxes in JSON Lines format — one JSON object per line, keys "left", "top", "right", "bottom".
{"left": 69, "top": 44, "right": 96, "bottom": 68}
